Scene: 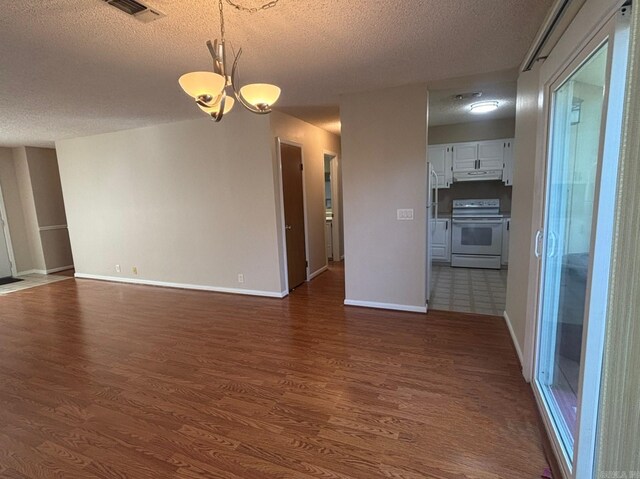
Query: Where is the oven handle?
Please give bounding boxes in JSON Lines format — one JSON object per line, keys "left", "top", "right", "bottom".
{"left": 451, "top": 219, "right": 503, "bottom": 225}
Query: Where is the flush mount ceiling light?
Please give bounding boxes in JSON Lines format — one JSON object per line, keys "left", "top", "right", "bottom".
{"left": 470, "top": 100, "right": 499, "bottom": 114}
{"left": 179, "top": 0, "right": 282, "bottom": 122}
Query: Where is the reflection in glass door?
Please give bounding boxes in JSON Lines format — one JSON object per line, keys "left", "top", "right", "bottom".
{"left": 537, "top": 43, "right": 609, "bottom": 461}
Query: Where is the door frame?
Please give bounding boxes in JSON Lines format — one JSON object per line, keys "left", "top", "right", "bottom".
{"left": 276, "top": 137, "right": 310, "bottom": 293}
{"left": 0, "top": 182, "right": 18, "bottom": 277}
{"left": 524, "top": 6, "right": 630, "bottom": 478}
{"left": 323, "top": 150, "right": 341, "bottom": 262}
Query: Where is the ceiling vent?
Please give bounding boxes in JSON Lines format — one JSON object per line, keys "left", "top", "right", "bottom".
{"left": 102, "top": 0, "right": 166, "bottom": 23}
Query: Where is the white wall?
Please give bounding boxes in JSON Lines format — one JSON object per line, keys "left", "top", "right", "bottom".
{"left": 270, "top": 112, "right": 342, "bottom": 281}
{"left": 428, "top": 118, "right": 516, "bottom": 145}
{"left": 505, "top": 63, "right": 542, "bottom": 361}
{"left": 56, "top": 112, "right": 285, "bottom": 296}
{"left": 341, "top": 84, "right": 428, "bottom": 312}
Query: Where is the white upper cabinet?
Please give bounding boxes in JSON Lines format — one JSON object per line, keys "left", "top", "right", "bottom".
{"left": 436, "top": 138, "right": 515, "bottom": 182}
{"left": 477, "top": 140, "right": 505, "bottom": 170}
{"left": 428, "top": 145, "right": 453, "bottom": 188}
{"left": 452, "top": 142, "right": 478, "bottom": 172}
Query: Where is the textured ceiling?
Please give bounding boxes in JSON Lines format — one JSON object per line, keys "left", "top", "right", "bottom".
{"left": 429, "top": 81, "right": 518, "bottom": 127}
{"left": 0, "top": 0, "right": 552, "bottom": 147}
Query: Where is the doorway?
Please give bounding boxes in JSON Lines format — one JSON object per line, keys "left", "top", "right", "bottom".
{"left": 279, "top": 141, "right": 308, "bottom": 291}
{"left": 0, "top": 185, "right": 16, "bottom": 279}
{"left": 323, "top": 153, "right": 341, "bottom": 262}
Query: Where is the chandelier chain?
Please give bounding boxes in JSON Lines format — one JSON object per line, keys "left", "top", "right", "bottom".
{"left": 225, "top": 0, "right": 280, "bottom": 14}
{"left": 219, "top": 0, "right": 226, "bottom": 42}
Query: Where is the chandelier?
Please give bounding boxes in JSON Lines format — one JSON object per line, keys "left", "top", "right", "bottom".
{"left": 178, "top": 0, "right": 281, "bottom": 122}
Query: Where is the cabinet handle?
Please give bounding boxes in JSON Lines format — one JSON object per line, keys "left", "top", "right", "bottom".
{"left": 446, "top": 220, "right": 448, "bottom": 230}
{"left": 507, "top": 221, "right": 510, "bottom": 231}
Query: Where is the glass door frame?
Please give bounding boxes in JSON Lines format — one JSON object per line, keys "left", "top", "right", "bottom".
{"left": 531, "top": 7, "right": 631, "bottom": 479}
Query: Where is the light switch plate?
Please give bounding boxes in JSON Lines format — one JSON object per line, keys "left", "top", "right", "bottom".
{"left": 397, "top": 209, "right": 414, "bottom": 221}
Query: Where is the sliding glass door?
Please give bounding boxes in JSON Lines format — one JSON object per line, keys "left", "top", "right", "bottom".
{"left": 534, "top": 7, "right": 631, "bottom": 478}
{"left": 538, "top": 40, "right": 608, "bottom": 457}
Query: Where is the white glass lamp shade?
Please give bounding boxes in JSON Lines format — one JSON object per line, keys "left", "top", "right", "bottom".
{"left": 197, "top": 96, "right": 235, "bottom": 116}
{"left": 470, "top": 101, "right": 499, "bottom": 114}
{"left": 240, "top": 83, "right": 281, "bottom": 109}
{"left": 178, "top": 71, "right": 225, "bottom": 100}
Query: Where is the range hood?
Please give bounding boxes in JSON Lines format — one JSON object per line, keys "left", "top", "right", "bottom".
{"left": 453, "top": 170, "right": 504, "bottom": 182}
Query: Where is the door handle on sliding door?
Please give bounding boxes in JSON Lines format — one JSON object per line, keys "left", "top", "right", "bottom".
{"left": 534, "top": 230, "right": 543, "bottom": 258}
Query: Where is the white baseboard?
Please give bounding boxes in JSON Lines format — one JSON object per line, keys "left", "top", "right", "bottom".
{"left": 308, "top": 265, "right": 328, "bottom": 280}
{"left": 17, "top": 265, "right": 73, "bottom": 276}
{"left": 503, "top": 310, "right": 524, "bottom": 367}
{"left": 43, "top": 265, "right": 74, "bottom": 274}
{"left": 344, "top": 299, "right": 427, "bottom": 313}
{"left": 74, "top": 273, "right": 286, "bottom": 299}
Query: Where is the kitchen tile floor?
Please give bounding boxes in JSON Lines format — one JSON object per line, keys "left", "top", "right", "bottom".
{"left": 430, "top": 265, "right": 508, "bottom": 316}
{"left": 0, "top": 272, "right": 73, "bottom": 295}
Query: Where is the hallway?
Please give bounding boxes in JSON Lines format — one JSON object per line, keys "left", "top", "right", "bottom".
{"left": 0, "top": 263, "right": 548, "bottom": 478}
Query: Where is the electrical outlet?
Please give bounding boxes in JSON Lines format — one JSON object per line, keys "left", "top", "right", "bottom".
{"left": 115, "top": 264, "right": 121, "bottom": 273}
{"left": 397, "top": 208, "right": 414, "bottom": 221}
{"left": 132, "top": 266, "right": 138, "bottom": 275}
{"left": 237, "top": 274, "right": 244, "bottom": 284}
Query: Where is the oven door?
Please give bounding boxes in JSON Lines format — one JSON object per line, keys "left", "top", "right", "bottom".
{"left": 451, "top": 218, "right": 503, "bottom": 256}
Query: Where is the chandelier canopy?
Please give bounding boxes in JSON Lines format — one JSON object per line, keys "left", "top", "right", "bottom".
{"left": 179, "top": 0, "right": 281, "bottom": 122}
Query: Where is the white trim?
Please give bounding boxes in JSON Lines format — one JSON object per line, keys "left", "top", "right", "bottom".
{"left": 17, "top": 269, "right": 37, "bottom": 276}
{"left": 38, "top": 224, "right": 67, "bottom": 232}
{"left": 275, "top": 138, "right": 290, "bottom": 293}
{"left": 41, "top": 265, "right": 74, "bottom": 274}
{"left": 503, "top": 311, "right": 524, "bottom": 368}
{"left": 344, "top": 299, "right": 427, "bottom": 313}
{"left": 74, "top": 273, "right": 287, "bottom": 298}
{"left": 19, "top": 266, "right": 74, "bottom": 275}
{"left": 308, "top": 264, "right": 328, "bottom": 280}
{"left": 0, "top": 181, "right": 18, "bottom": 277}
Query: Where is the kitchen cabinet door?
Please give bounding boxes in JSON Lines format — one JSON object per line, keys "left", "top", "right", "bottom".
{"left": 452, "top": 143, "right": 478, "bottom": 172}
{"left": 428, "top": 145, "right": 452, "bottom": 188}
{"left": 432, "top": 218, "right": 451, "bottom": 262}
{"left": 477, "top": 140, "right": 505, "bottom": 170}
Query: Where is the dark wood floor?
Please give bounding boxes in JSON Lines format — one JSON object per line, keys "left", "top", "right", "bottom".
{"left": 0, "top": 263, "right": 548, "bottom": 478}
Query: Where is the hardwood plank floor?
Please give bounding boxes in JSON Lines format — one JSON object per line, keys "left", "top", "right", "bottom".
{"left": 0, "top": 263, "right": 548, "bottom": 478}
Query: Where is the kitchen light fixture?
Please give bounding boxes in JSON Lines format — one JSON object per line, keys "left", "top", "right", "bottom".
{"left": 178, "top": 0, "right": 281, "bottom": 122}
{"left": 470, "top": 101, "right": 499, "bottom": 114}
